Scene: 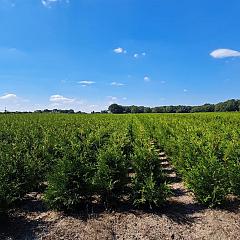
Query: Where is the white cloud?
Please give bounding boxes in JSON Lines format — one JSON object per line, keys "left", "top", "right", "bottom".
{"left": 49, "top": 94, "right": 75, "bottom": 103}
{"left": 108, "top": 96, "right": 117, "bottom": 101}
{"left": 0, "top": 93, "right": 17, "bottom": 100}
{"left": 134, "top": 52, "right": 146, "bottom": 58}
{"left": 41, "top": 0, "right": 57, "bottom": 7}
{"left": 133, "top": 53, "right": 139, "bottom": 58}
{"left": 78, "top": 80, "right": 95, "bottom": 86}
{"left": 113, "top": 47, "right": 127, "bottom": 54}
{"left": 111, "top": 82, "right": 125, "bottom": 86}
{"left": 107, "top": 96, "right": 118, "bottom": 105}
{"left": 41, "top": 0, "right": 69, "bottom": 8}
{"left": 210, "top": 49, "right": 240, "bottom": 59}
{"left": 144, "top": 76, "right": 150, "bottom": 82}
{"left": 183, "top": 89, "right": 188, "bottom": 92}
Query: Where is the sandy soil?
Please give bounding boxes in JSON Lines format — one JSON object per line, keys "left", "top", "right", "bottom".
{"left": 1, "top": 151, "right": 239, "bottom": 240}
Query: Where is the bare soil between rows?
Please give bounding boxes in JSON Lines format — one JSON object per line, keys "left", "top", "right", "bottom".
{"left": 1, "top": 151, "right": 240, "bottom": 240}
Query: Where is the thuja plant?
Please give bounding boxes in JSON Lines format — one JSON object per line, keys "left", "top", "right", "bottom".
{"left": 0, "top": 144, "right": 38, "bottom": 210}
{"left": 93, "top": 137, "right": 129, "bottom": 203}
{"left": 44, "top": 153, "right": 94, "bottom": 210}
{"left": 131, "top": 142, "right": 170, "bottom": 209}
{"left": 224, "top": 141, "right": 240, "bottom": 196}
{"left": 94, "top": 130, "right": 132, "bottom": 203}
{"left": 185, "top": 155, "right": 229, "bottom": 207}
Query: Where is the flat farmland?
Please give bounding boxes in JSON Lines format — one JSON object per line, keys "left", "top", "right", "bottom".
{"left": 0, "top": 113, "right": 239, "bottom": 239}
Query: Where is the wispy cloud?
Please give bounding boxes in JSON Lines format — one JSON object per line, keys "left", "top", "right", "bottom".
{"left": 49, "top": 94, "right": 75, "bottom": 103}
{"left": 133, "top": 52, "right": 146, "bottom": 59}
{"left": 210, "top": 49, "right": 240, "bottom": 59}
{"left": 41, "top": 0, "right": 69, "bottom": 8}
{"left": 111, "top": 82, "right": 125, "bottom": 86}
{"left": 0, "top": 93, "right": 17, "bottom": 100}
{"left": 78, "top": 80, "right": 95, "bottom": 87}
{"left": 113, "top": 47, "right": 127, "bottom": 54}
{"left": 107, "top": 96, "right": 118, "bottom": 105}
{"left": 183, "top": 89, "right": 188, "bottom": 92}
{"left": 0, "top": 47, "right": 26, "bottom": 59}
{"left": 108, "top": 96, "right": 117, "bottom": 101}
{"left": 144, "top": 76, "right": 150, "bottom": 82}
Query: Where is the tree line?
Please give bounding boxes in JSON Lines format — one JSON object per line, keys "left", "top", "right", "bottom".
{"left": 1, "top": 99, "right": 240, "bottom": 114}
{"left": 108, "top": 99, "right": 240, "bottom": 114}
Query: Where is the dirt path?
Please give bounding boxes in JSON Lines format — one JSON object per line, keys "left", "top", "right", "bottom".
{"left": 1, "top": 147, "right": 240, "bottom": 240}
{"left": 157, "top": 149, "right": 197, "bottom": 207}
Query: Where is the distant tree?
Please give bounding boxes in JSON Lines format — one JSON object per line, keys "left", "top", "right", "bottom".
{"left": 191, "top": 104, "right": 214, "bottom": 113}
{"left": 238, "top": 100, "right": 240, "bottom": 111}
{"left": 176, "top": 106, "right": 192, "bottom": 113}
{"left": 123, "top": 106, "right": 131, "bottom": 113}
{"left": 144, "top": 107, "right": 152, "bottom": 113}
{"left": 43, "top": 109, "right": 51, "bottom": 113}
{"left": 34, "top": 110, "right": 42, "bottom": 113}
{"left": 138, "top": 106, "right": 145, "bottom": 113}
{"left": 165, "top": 106, "right": 177, "bottom": 113}
{"left": 215, "top": 99, "right": 238, "bottom": 112}
{"left": 130, "top": 105, "right": 140, "bottom": 113}
{"left": 152, "top": 106, "right": 166, "bottom": 113}
{"left": 101, "top": 110, "right": 108, "bottom": 114}
{"left": 107, "top": 99, "right": 240, "bottom": 115}
{"left": 108, "top": 104, "right": 124, "bottom": 114}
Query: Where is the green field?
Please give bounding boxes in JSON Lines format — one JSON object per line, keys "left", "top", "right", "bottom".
{"left": 0, "top": 113, "right": 240, "bottom": 211}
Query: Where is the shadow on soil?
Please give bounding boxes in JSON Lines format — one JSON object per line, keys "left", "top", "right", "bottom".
{"left": 0, "top": 212, "right": 48, "bottom": 240}
{"left": 65, "top": 194, "right": 240, "bottom": 226}
{"left": 1, "top": 193, "right": 239, "bottom": 239}
{"left": 0, "top": 194, "right": 49, "bottom": 240}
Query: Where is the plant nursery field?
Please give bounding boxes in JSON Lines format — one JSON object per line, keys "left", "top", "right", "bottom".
{"left": 0, "top": 113, "right": 240, "bottom": 239}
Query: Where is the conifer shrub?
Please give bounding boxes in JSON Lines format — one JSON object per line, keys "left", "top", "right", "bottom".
{"left": 44, "top": 154, "right": 94, "bottom": 210}
{"left": 185, "top": 156, "right": 229, "bottom": 207}
{"left": 131, "top": 143, "right": 169, "bottom": 208}
{"left": 93, "top": 143, "right": 129, "bottom": 202}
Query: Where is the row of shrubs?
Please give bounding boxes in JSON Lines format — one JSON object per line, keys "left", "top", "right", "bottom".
{"left": 139, "top": 113, "right": 240, "bottom": 207}
{"left": 0, "top": 114, "right": 169, "bottom": 212}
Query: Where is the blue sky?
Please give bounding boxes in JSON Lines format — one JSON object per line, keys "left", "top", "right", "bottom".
{"left": 0, "top": 0, "right": 240, "bottom": 112}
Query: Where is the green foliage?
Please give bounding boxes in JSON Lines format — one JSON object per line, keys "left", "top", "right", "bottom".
{"left": 185, "top": 157, "right": 229, "bottom": 207}
{"left": 108, "top": 103, "right": 124, "bottom": 114}
{"left": 0, "top": 146, "right": 37, "bottom": 209}
{"left": 93, "top": 143, "right": 128, "bottom": 201}
{"left": 44, "top": 155, "right": 94, "bottom": 210}
{"left": 131, "top": 138, "right": 169, "bottom": 208}
{"left": 132, "top": 173, "right": 169, "bottom": 209}
{"left": 0, "top": 112, "right": 240, "bottom": 211}
{"left": 0, "top": 159, "right": 24, "bottom": 209}
{"left": 138, "top": 112, "right": 240, "bottom": 207}
{"left": 224, "top": 141, "right": 240, "bottom": 196}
